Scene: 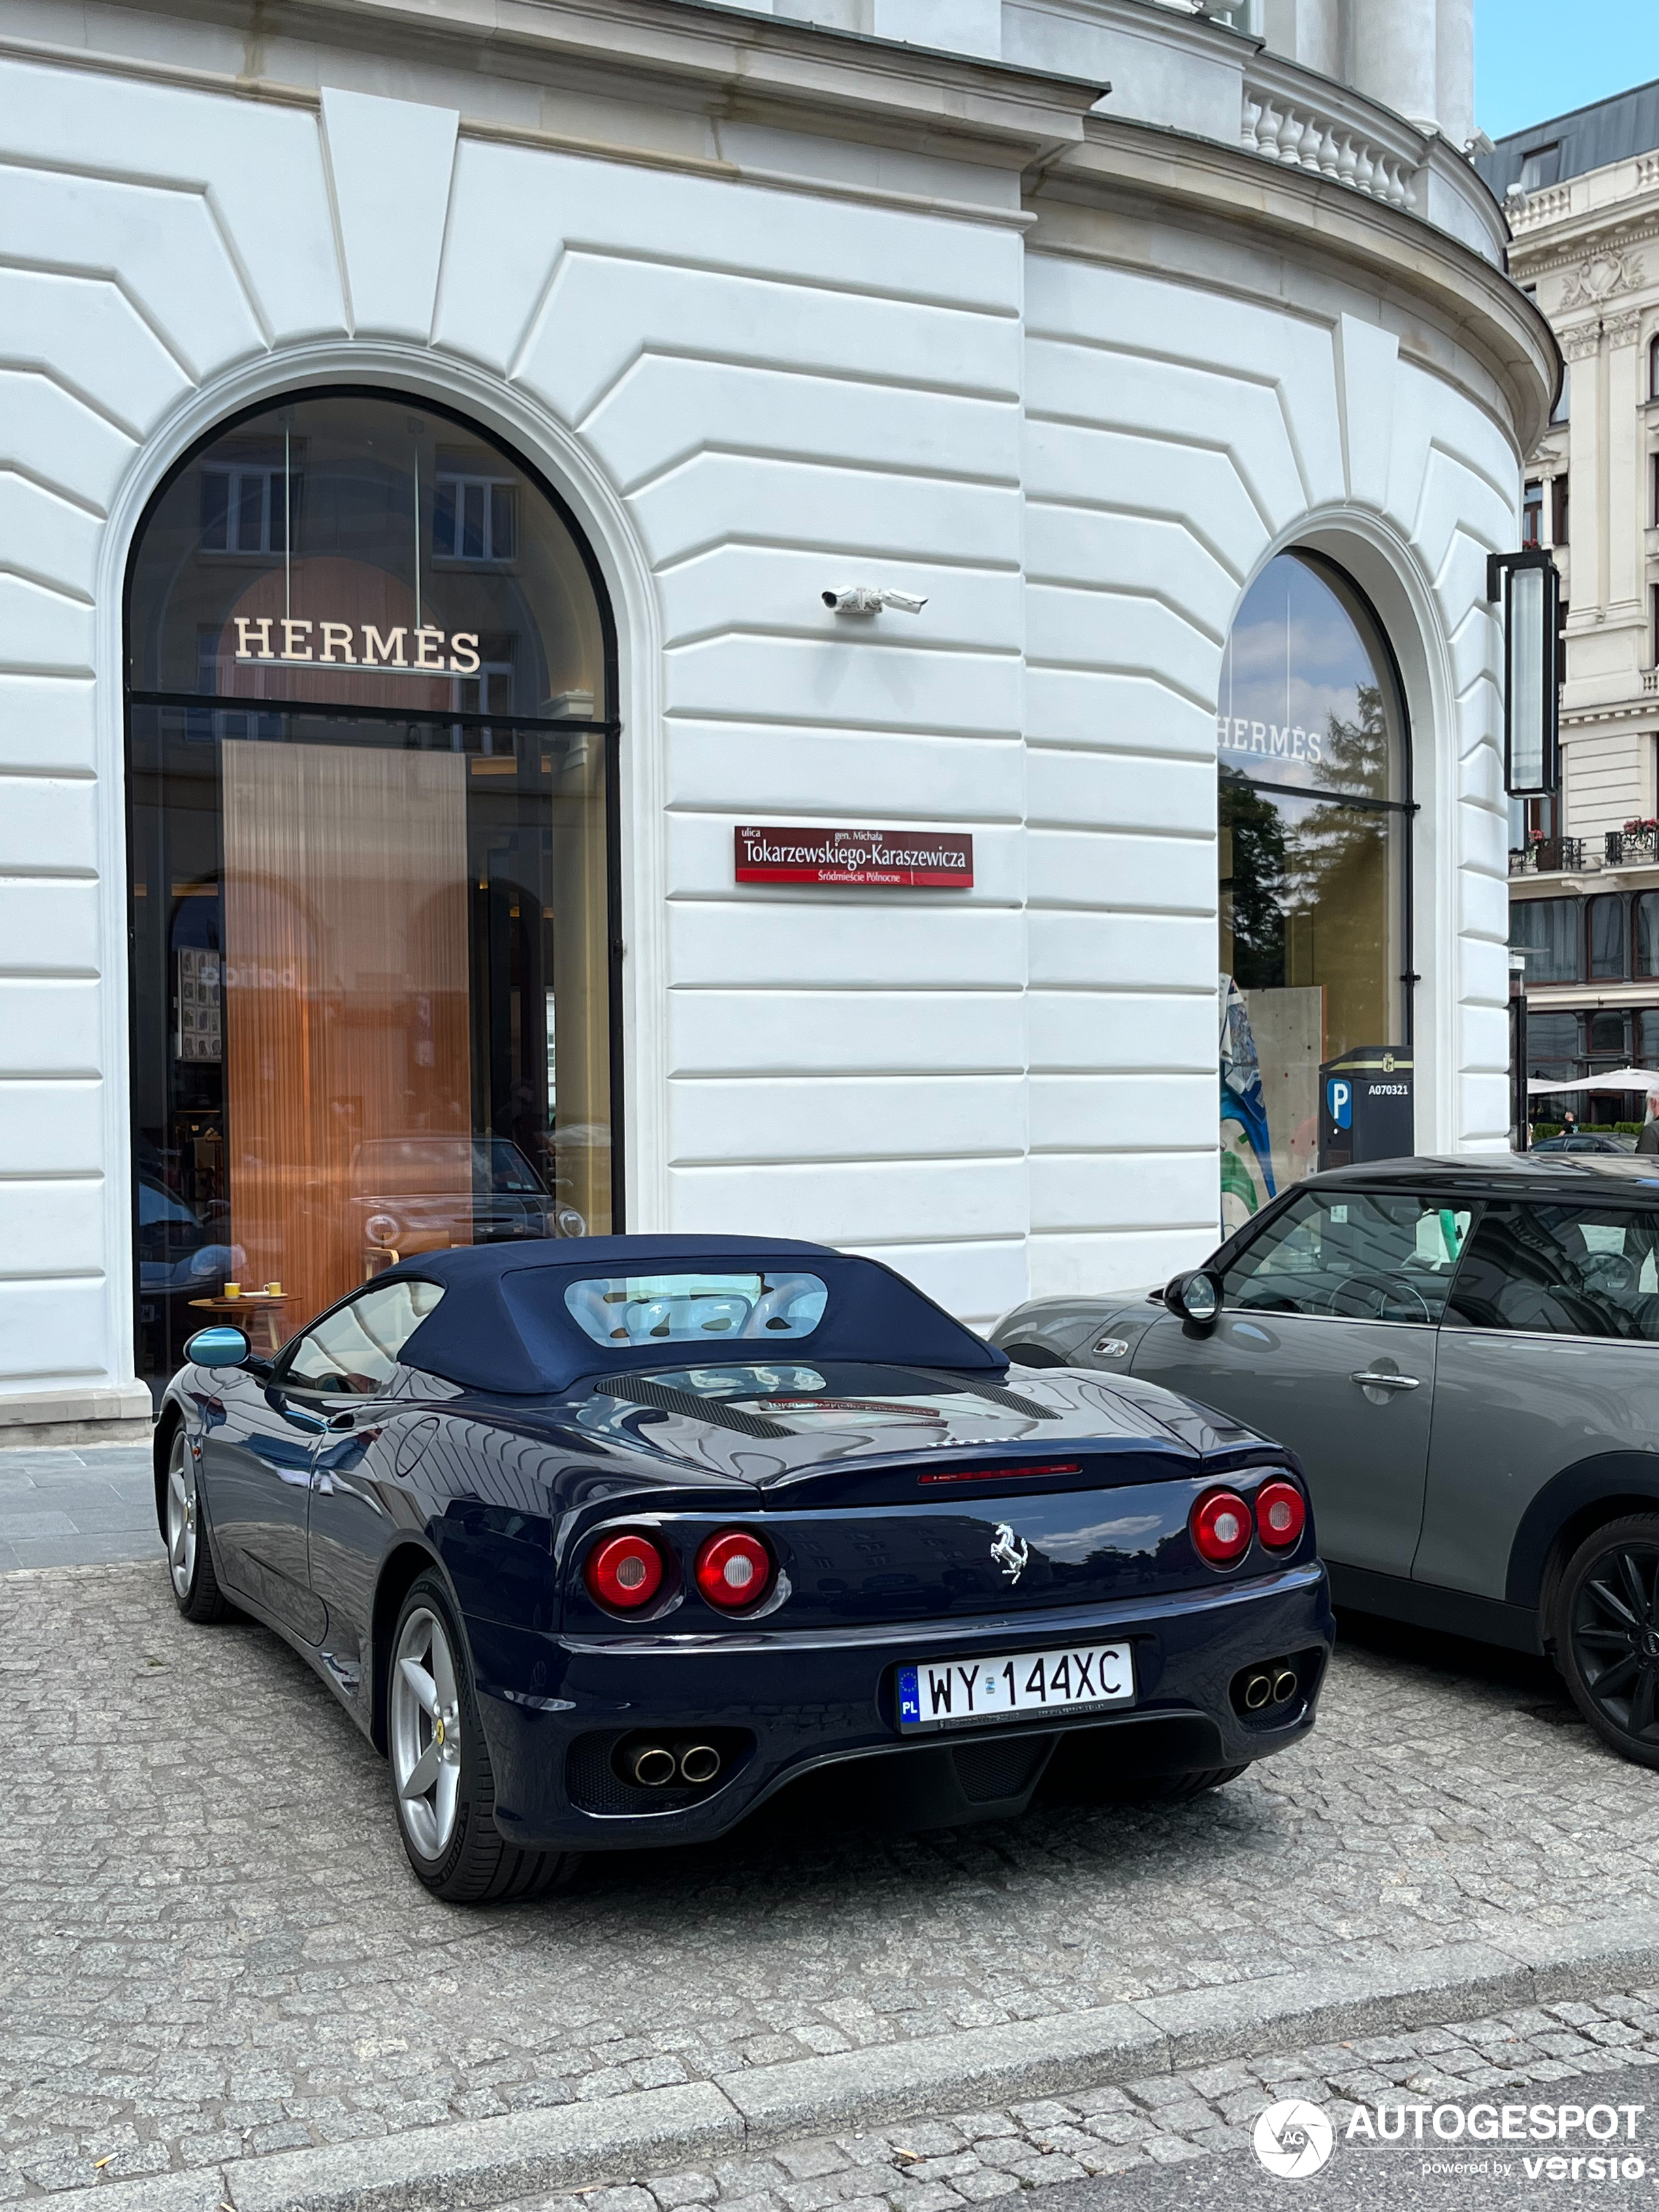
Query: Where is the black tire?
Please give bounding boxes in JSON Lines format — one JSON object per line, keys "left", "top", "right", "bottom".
{"left": 1555, "top": 1515, "right": 1659, "bottom": 1768}
{"left": 387, "top": 1573, "right": 578, "bottom": 1904}
{"left": 163, "top": 1427, "right": 234, "bottom": 1624}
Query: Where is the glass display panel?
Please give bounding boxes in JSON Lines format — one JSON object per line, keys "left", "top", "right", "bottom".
{"left": 564, "top": 1274, "right": 830, "bottom": 1346}
{"left": 127, "top": 391, "right": 617, "bottom": 1388}
{"left": 1217, "top": 553, "right": 1409, "bottom": 1225}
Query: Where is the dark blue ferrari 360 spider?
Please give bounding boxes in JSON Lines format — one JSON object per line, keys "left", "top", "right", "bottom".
{"left": 157, "top": 1236, "right": 1333, "bottom": 1902}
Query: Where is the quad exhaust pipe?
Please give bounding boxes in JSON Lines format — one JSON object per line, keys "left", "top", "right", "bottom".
{"left": 628, "top": 1740, "right": 724, "bottom": 1788}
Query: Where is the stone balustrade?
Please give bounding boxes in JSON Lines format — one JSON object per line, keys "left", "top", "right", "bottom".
{"left": 1240, "top": 63, "right": 1424, "bottom": 211}
{"left": 1509, "top": 182, "right": 1574, "bottom": 229}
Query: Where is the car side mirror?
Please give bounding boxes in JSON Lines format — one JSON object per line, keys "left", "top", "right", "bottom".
{"left": 1163, "top": 1269, "right": 1222, "bottom": 1333}
{"left": 184, "top": 1324, "right": 251, "bottom": 1369}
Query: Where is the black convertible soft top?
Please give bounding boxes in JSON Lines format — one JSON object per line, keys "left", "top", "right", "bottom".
{"left": 385, "top": 1235, "right": 1008, "bottom": 1395}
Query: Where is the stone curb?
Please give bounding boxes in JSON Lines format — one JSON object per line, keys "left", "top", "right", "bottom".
{"left": 48, "top": 1912, "right": 1659, "bottom": 2212}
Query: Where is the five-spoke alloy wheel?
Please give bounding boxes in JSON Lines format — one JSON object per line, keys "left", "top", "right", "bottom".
{"left": 1557, "top": 1515, "right": 1659, "bottom": 1767}
{"left": 391, "top": 1603, "right": 465, "bottom": 1860}
{"left": 164, "top": 1427, "right": 231, "bottom": 1622}
{"left": 386, "top": 1573, "right": 576, "bottom": 1904}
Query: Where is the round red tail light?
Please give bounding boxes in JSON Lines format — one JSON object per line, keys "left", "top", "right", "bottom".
{"left": 1191, "top": 1488, "right": 1253, "bottom": 1567}
{"left": 1255, "top": 1478, "right": 1306, "bottom": 1549}
{"left": 585, "top": 1530, "right": 666, "bottom": 1612}
{"left": 695, "top": 1529, "right": 774, "bottom": 1611}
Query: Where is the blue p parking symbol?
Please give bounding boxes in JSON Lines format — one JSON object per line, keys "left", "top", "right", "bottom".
{"left": 1327, "top": 1078, "right": 1352, "bottom": 1130}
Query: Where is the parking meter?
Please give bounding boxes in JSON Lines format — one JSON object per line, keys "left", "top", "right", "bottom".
{"left": 1319, "top": 1048, "right": 1413, "bottom": 1170}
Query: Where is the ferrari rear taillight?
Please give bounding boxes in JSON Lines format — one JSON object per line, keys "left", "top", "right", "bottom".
{"left": 695, "top": 1529, "right": 774, "bottom": 1611}
{"left": 1255, "top": 1478, "right": 1306, "bottom": 1549}
{"left": 1190, "top": 1488, "right": 1252, "bottom": 1567}
{"left": 585, "top": 1530, "right": 666, "bottom": 1612}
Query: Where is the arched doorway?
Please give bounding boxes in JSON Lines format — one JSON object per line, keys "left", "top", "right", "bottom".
{"left": 1216, "top": 550, "right": 1411, "bottom": 1229}
{"left": 125, "top": 389, "right": 619, "bottom": 1383}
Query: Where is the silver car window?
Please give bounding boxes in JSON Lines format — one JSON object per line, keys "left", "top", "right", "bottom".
{"left": 1223, "top": 1189, "right": 1471, "bottom": 1322}
{"left": 1447, "top": 1206, "right": 1659, "bottom": 1341}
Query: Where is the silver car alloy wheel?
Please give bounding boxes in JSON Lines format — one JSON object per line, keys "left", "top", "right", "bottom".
{"left": 166, "top": 1430, "right": 197, "bottom": 1601}
{"left": 391, "top": 1605, "right": 463, "bottom": 1858}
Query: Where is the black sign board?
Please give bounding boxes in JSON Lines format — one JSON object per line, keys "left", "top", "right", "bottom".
{"left": 1318, "top": 1048, "right": 1414, "bottom": 1172}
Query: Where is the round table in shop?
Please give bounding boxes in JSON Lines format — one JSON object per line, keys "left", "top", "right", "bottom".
{"left": 188, "top": 1294, "right": 289, "bottom": 1354}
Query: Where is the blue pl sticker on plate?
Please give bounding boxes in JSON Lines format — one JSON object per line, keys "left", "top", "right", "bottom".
{"left": 897, "top": 1666, "right": 921, "bottom": 1726}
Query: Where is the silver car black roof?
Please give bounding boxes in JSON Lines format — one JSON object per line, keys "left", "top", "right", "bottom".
{"left": 1308, "top": 1154, "right": 1659, "bottom": 1198}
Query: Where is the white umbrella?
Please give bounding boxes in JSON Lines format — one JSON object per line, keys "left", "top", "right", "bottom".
{"left": 1526, "top": 1068, "right": 1659, "bottom": 1095}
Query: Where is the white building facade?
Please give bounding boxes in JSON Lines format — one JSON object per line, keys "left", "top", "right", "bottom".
{"left": 0, "top": 0, "right": 1552, "bottom": 1439}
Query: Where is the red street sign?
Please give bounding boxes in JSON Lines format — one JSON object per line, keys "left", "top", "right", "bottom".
{"left": 734, "top": 825, "right": 973, "bottom": 888}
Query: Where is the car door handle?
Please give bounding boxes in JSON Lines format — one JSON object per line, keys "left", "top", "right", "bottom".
{"left": 1349, "top": 1370, "right": 1421, "bottom": 1390}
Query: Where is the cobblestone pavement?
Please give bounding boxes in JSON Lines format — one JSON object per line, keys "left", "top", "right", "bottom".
{"left": 2, "top": 1562, "right": 1654, "bottom": 2197}
{"left": 0, "top": 1445, "right": 157, "bottom": 1572}
{"left": 503, "top": 1990, "right": 1659, "bottom": 2212}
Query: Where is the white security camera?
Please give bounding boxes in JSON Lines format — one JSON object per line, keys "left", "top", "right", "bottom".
{"left": 822, "top": 585, "right": 929, "bottom": 616}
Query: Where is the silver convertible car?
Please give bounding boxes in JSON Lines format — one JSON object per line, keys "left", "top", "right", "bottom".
{"left": 993, "top": 1154, "right": 1659, "bottom": 1771}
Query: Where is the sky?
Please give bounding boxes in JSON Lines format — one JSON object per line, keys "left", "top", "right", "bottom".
{"left": 1475, "top": 0, "right": 1658, "bottom": 141}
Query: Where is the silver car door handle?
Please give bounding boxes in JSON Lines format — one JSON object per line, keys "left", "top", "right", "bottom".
{"left": 1350, "top": 1370, "right": 1421, "bottom": 1390}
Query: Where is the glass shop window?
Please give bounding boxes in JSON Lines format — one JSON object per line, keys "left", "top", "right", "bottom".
{"left": 125, "top": 390, "right": 617, "bottom": 1389}
{"left": 1216, "top": 551, "right": 1410, "bottom": 1228}
{"left": 1587, "top": 1010, "right": 1628, "bottom": 1057}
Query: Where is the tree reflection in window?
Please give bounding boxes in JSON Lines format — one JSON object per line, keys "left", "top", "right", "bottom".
{"left": 1217, "top": 553, "right": 1409, "bottom": 1225}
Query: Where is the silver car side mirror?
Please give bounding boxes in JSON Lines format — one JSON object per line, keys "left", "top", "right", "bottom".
{"left": 185, "top": 1324, "right": 251, "bottom": 1369}
{"left": 1164, "top": 1270, "right": 1222, "bottom": 1332}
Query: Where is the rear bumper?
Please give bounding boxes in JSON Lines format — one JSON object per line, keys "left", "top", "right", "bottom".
{"left": 469, "top": 1563, "right": 1334, "bottom": 1851}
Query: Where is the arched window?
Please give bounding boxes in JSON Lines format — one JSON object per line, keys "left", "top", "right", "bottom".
{"left": 125, "top": 389, "right": 618, "bottom": 1381}
{"left": 1216, "top": 552, "right": 1410, "bottom": 1225}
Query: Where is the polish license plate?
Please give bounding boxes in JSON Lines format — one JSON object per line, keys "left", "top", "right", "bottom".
{"left": 896, "top": 1644, "right": 1134, "bottom": 1734}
